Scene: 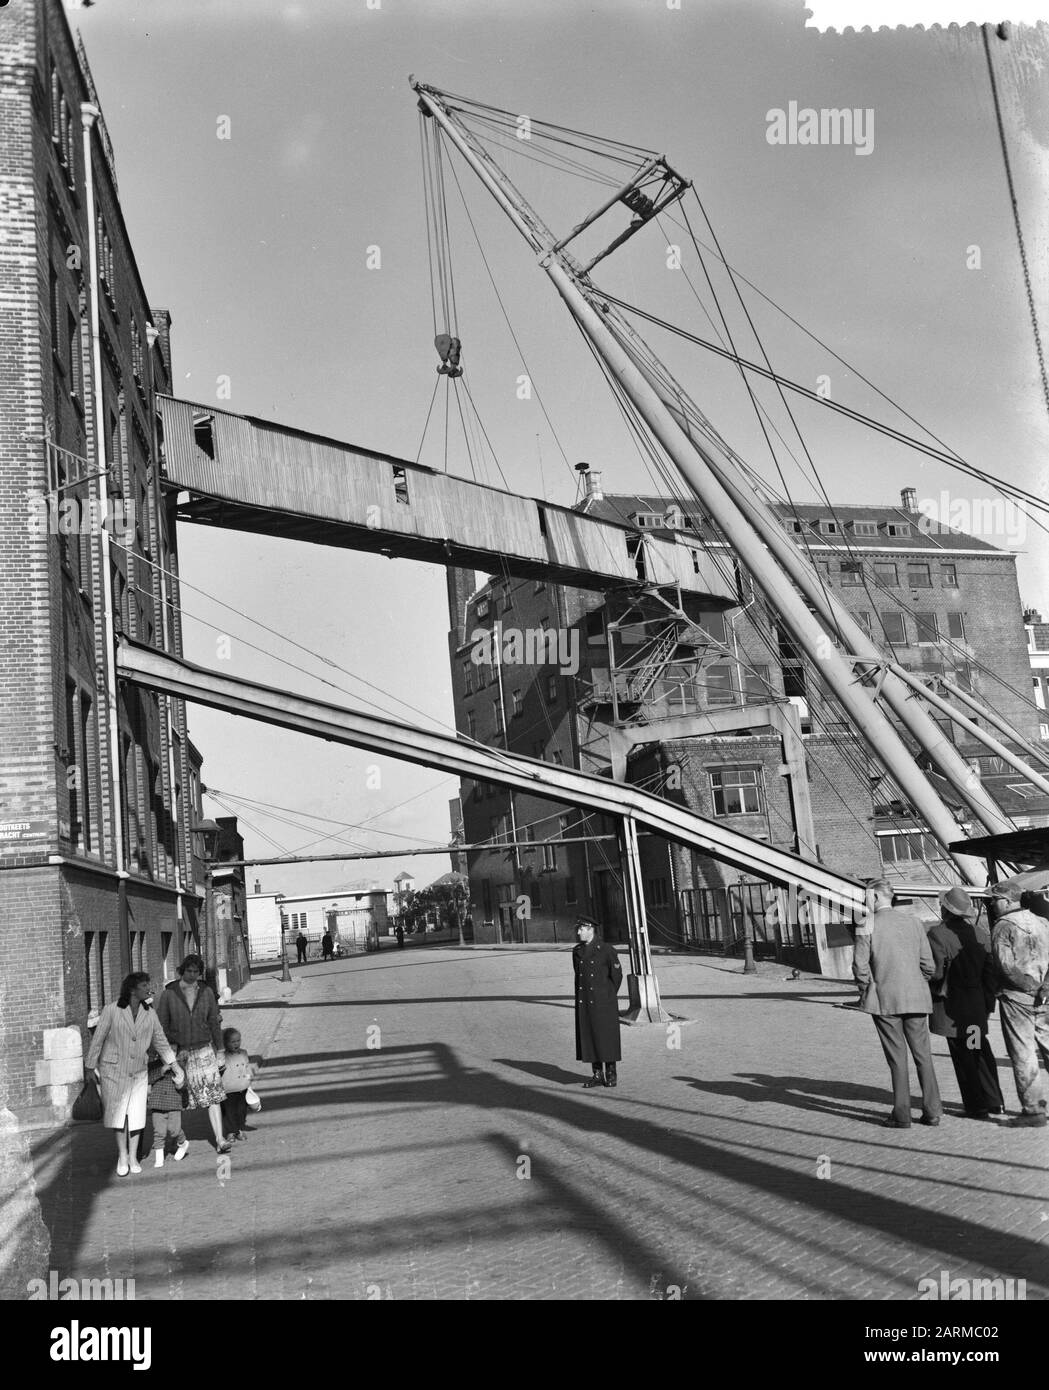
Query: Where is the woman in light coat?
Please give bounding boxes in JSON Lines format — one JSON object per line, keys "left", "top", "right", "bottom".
{"left": 84, "top": 972, "right": 183, "bottom": 1177}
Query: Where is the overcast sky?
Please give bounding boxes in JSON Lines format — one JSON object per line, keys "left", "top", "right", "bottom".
{"left": 74, "top": 0, "right": 1049, "bottom": 897}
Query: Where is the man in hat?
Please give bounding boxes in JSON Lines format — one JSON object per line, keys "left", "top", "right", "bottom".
{"left": 925, "top": 887, "right": 1004, "bottom": 1120}
{"left": 572, "top": 916, "right": 623, "bottom": 1088}
{"left": 989, "top": 881, "right": 1049, "bottom": 1127}
{"left": 853, "top": 878, "right": 942, "bottom": 1128}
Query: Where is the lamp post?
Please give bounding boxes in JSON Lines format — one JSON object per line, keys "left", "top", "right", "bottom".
{"left": 192, "top": 819, "right": 222, "bottom": 988}
{"left": 739, "top": 874, "right": 757, "bottom": 975}
{"left": 279, "top": 912, "right": 293, "bottom": 983}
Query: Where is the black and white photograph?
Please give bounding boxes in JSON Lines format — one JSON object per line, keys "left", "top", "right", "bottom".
{"left": 2, "top": 0, "right": 1048, "bottom": 1339}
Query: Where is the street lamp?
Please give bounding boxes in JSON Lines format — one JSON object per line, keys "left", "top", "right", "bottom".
{"left": 191, "top": 819, "right": 222, "bottom": 986}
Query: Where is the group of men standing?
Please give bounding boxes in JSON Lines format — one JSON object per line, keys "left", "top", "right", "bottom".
{"left": 855, "top": 877, "right": 1049, "bottom": 1128}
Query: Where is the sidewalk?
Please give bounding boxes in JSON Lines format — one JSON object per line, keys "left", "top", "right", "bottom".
{"left": 24, "top": 947, "right": 1049, "bottom": 1300}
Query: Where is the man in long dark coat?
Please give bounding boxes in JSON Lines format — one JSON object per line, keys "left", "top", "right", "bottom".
{"left": 925, "top": 887, "right": 1004, "bottom": 1120}
{"left": 572, "top": 916, "right": 623, "bottom": 1088}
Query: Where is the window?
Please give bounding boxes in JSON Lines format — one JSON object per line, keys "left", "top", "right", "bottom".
{"left": 462, "top": 661, "right": 473, "bottom": 696}
{"left": 947, "top": 612, "right": 965, "bottom": 641}
{"left": 839, "top": 562, "right": 862, "bottom": 586}
{"left": 743, "top": 665, "right": 771, "bottom": 703}
{"left": 286, "top": 910, "right": 309, "bottom": 931}
{"left": 585, "top": 608, "right": 605, "bottom": 645}
{"left": 66, "top": 306, "right": 81, "bottom": 398}
{"left": 699, "top": 611, "right": 727, "bottom": 645}
{"left": 476, "top": 599, "right": 490, "bottom": 619}
{"left": 467, "top": 711, "right": 476, "bottom": 739}
{"left": 66, "top": 682, "right": 80, "bottom": 850}
{"left": 532, "top": 740, "right": 545, "bottom": 761}
{"left": 858, "top": 611, "right": 873, "bottom": 637}
{"left": 821, "top": 520, "right": 838, "bottom": 535}
{"left": 547, "top": 674, "right": 559, "bottom": 703}
{"left": 565, "top": 877, "right": 578, "bottom": 905}
{"left": 542, "top": 840, "right": 557, "bottom": 871}
{"left": 491, "top": 815, "right": 510, "bottom": 846}
{"left": 84, "top": 931, "right": 108, "bottom": 1012}
{"left": 816, "top": 560, "right": 832, "bottom": 582}
{"left": 874, "top": 561, "right": 898, "bottom": 586}
{"left": 914, "top": 611, "right": 939, "bottom": 643}
{"left": 710, "top": 767, "right": 762, "bottom": 816}
{"left": 941, "top": 562, "right": 958, "bottom": 587}
{"left": 880, "top": 612, "right": 907, "bottom": 644}
{"left": 523, "top": 826, "right": 536, "bottom": 854}
{"left": 648, "top": 878, "right": 669, "bottom": 908}
{"left": 49, "top": 265, "right": 62, "bottom": 360}
{"left": 790, "top": 519, "right": 804, "bottom": 534}
{"left": 852, "top": 520, "right": 879, "bottom": 537}
{"left": 391, "top": 465, "right": 410, "bottom": 505}
{"left": 887, "top": 522, "right": 912, "bottom": 538}
{"left": 878, "top": 831, "right": 943, "bottom": 866}
{"left": 906, "top": 562, "right": 932, "bottom": 589}
{"left": 80, "top": 693, "right": 95, "bottom": 854}
{"left": 1041, "top": 724, "right": 1049, "bottom": 741}
{"left": 705, "top": 665, "right": 735, "bottom": 707}
{"left": 511, "top": 689, "right": 523, "bottom": 717}
{"left": 492, "top": 701, "right": 501, "bottom": 738}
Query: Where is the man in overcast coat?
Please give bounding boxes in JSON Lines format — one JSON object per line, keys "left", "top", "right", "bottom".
{"left": 853, "top": 878, "right": 942, "bottom": 1129}
{"left": 573, "top": 916, "right": 623, "bottom": 1088}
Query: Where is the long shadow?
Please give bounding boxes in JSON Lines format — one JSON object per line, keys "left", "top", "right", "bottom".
{"left": 493, "top": 1059, "right": 586, "bottom": 1087}
{"left": 32, "top": 1038, "right": 1049, "bottom": 1297}
{"left": 680, "top": 1073, "right": 891, "bottom": 1122}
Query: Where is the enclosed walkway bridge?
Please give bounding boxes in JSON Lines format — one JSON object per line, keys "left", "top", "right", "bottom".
{"left": 157, "top": 396, "right": 737, "bottom": 602}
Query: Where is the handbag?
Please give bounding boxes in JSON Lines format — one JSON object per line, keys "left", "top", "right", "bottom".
{"left": 244, "top": 1086, "right": 262, "bottom": 1113}
{"left": 72, "top": 1075, "right": 103, "bottom": 1123}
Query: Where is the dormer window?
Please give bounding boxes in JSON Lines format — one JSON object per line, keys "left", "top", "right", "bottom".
{"left": 885, "top": 522, "right": 912, "bottom": 538}
{"left": 851, "top": 520, "right": 879, "bottom": 537}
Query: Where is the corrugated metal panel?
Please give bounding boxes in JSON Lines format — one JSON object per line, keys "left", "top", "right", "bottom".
{"left": 158, "top": 396, "right": 735, "bottom": 601}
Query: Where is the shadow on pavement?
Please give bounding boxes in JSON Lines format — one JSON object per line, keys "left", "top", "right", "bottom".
{"left": 678, "top": 1072, "right": 888, "bottom": 1121}
{"left": 493, "top": 1059, "right": 588, "bottom": 1087}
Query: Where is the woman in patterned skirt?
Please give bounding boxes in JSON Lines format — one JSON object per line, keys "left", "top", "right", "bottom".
{"left": 155, "top": 954, "right": 229, "bottom": 1155}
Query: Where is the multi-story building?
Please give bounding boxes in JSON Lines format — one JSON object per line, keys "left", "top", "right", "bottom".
{"left": 447, "top": 480, "right": 1049, "bottom": 956}
{"left": 1025, "top": 607, "right": 1049, "bottom": 741}
{"left": 0, "top": 0, "right": 207, "bottom": 1121}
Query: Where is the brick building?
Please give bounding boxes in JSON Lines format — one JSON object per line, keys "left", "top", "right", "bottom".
{"left": 0, "top": 0, "right": 207, "bottom": 1122}
{"left": 1025, "top": 606, "right": 1049, "bottom": 739}
{"left": 447, "top": 482, "right": 1049, "bottom": 955}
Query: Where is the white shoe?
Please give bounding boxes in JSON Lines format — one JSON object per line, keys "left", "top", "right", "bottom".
{"left": 129, "top": 1158, "right": 142, "bottom": 1174}
{"left": 116, "top": 1160, "right": 130, "bottom": 1178}
{"left": 153, "top": 1150, "right": 165, "bottom": 1168}
{"left": 173, "top": 1139, "right": 189, "bottom": 1162}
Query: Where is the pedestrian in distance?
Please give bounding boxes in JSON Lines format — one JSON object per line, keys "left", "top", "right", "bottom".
{"left": 147, "top": 1043, "right": 189, "bottom": 1168}
{"left": 295, "top": 931, "right": 308, "bottom": 964}
{"left": 988, "top": 881, "right": 1049, "bottom": 1128}
{"left": 396, "top": 923, "right": 405, "bottom": 950}
{"left": 154, "top": 954, "right": 230, "bottom": 1154}
{"left": 853, "top": 878, "right": 942, "bottom": 1129}
{"left": 572, "top": 915, "right": 623, "bottom": 1088}
{"left": 321, "top": 931, "right": 334, "bottom": 962}
{"left": 925, "top": 887, "right": 1004, "bottom": 1121}
{"left": 218, "top": 1027, "right": 256, "bottom": 1142}
{"left": 84, "top": 972, "right": 183, "bottom": 1177}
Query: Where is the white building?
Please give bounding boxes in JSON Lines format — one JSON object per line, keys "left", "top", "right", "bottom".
{"left": 245, "top": 889, "right": 285, "bottom": 962}
{"left": 278, "top": 886, "right": 389, "bottom": 955}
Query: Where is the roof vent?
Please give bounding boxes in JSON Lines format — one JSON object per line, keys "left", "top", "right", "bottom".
{"left": 901, "top": 487, "right": 918, "bottom": 513}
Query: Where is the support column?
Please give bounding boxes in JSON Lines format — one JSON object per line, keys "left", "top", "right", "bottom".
{"left": 619, "top": 816, "right": 668, "bottom": 1023}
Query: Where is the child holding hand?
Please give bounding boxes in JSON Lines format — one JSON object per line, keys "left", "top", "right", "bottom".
{"left": 148, "top": 1049, "right": 187, "bottom": 1167}
{"left": 218, "top": 1027, "right": 256, "bottom": 1141}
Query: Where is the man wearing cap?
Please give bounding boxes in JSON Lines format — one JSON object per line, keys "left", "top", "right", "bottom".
{"left": 926, "top": 887, "right": 1004, "bottom": 1120}
{"left": 572, "top": 916, "right": 623, "bottom": 1088}
{"left": 989, "top": 882, "right": 1049, "bottom": 1128}
{"left": 853, "top": 878, "right": 942, "bottom": 1128}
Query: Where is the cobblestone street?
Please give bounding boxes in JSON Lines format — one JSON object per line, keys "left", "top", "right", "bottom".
{"left": 29, "top": 945, "right": 1049, "bottom": 1301}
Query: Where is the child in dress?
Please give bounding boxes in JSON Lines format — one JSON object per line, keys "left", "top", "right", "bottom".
{"left": 148, "top": 1048, "right": 186, "bottom": 1168}
{"left": 218, "top": 1028, "right": 255, "bottom": 1141}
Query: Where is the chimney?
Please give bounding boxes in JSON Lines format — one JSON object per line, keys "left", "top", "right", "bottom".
{"left": 901, "top": 486, "right": 918, "bottom": 513}
{"left": 253, "top": 878, "right": 261, "bottom": 894}
{"left": 574, "top": 462, "right": 603, "bottom": 502}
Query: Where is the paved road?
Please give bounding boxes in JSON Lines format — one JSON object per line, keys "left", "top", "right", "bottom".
{"left": 29, "top": 947, "right": 1049, "bottom": 1300}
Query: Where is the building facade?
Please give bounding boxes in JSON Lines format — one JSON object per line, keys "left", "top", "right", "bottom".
{"left": 0, "top": 0, "right": 206, "bottom": 1120}
{"left": 447, "top": 484, "right": 1049, "bottom": 956}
